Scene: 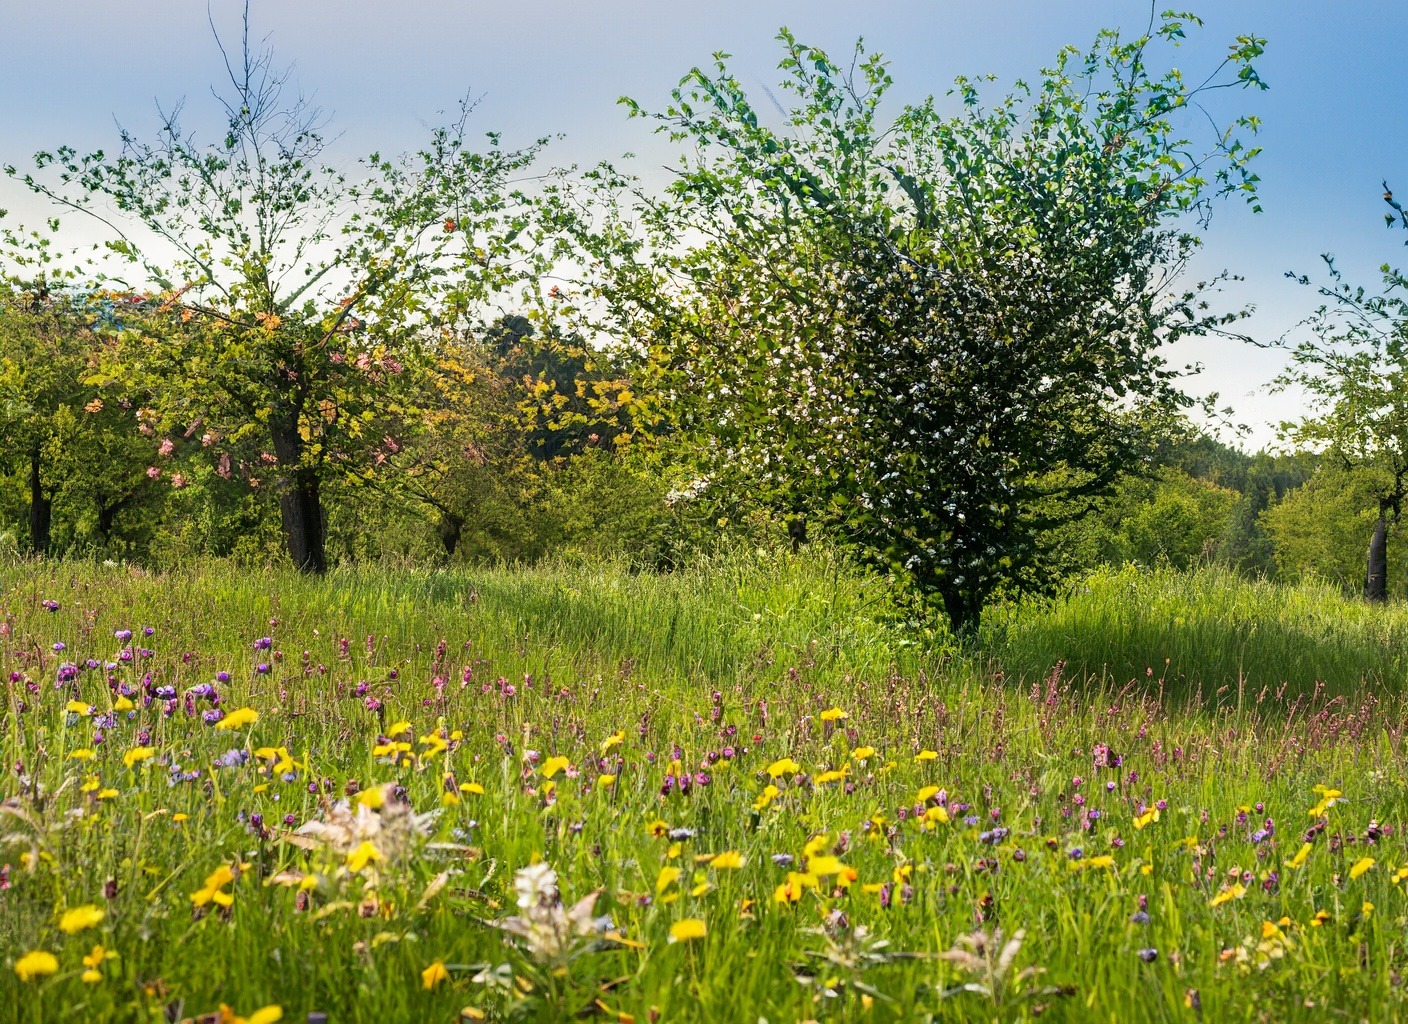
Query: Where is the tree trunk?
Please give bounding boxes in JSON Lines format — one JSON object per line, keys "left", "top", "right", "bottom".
{"left": 1366, "top": 513, "right": 1389, "bottom": 603}
{"left": 939, "top": 584, "right": 982, "bottom": 639}
{"left": 28, "top": 449, "right": 51, "bottom": 556}
{"left": 271, "top": 425, "right": 327, "bottom": 574}
{"left": 786, "top": 514, "right": 808, "bottom": 553}
{"left": 437, "top": 512, "right": 465, "bottom": 558}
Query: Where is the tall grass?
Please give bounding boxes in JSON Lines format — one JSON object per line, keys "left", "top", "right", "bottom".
{"left": 982, "top": 564, "right": 1408, "bottom": 701}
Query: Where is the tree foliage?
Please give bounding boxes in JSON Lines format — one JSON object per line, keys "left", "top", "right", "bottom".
{"left": 5, "top": 8, "right": 552, "bottom": 571}
{"left": 581, "top": 14, "right": 1266, "bottom": 630}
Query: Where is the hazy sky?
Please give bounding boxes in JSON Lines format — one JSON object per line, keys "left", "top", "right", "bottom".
{"left": 3, "top": 1, "right": 1406, "bottom": 449}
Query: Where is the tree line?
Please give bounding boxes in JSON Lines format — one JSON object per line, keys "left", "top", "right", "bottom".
{"left": 2, "top": 9, "right": 1405, "bottom": 631}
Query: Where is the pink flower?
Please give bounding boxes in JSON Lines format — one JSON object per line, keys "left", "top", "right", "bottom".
{"left": 170, "top": 473, "right": 187, "bottom": 489}
{"left": 146, "top": 466, "right": 161, "bottom": 479}
{"left": 158, "top": 439, "right": 175, "bottom": 457}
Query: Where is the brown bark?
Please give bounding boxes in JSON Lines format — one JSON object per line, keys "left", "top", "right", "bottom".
{"left": 1366, "top": 513, "right": 1389, "bottom": 603}
{"left": 28, "top": 449, "right": 50, "bottom": 556}
{"left": 271, "top": 424, "right": 327, "bottom": 573}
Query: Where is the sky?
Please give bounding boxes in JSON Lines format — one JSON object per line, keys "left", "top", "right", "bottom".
{"left": 2, "top": 1, "right": 1406, "bottom": 450}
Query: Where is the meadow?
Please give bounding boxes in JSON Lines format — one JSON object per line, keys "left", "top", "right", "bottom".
{"left": 3, "top": 552, "right": 1407, "bottom": 1023}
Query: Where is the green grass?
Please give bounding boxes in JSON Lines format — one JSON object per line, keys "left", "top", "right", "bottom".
{"left": 2, "top": 554, "right": 1408, "bottom": 1022}
{"left": 983, "top": 563, "right": 1408, "bottom": 702}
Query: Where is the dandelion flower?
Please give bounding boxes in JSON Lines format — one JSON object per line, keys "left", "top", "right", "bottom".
{"left": 59, "top": 904, "right": 106, "bottom": 934}
{"left": 421, "top": 960, "right": 450, "bottom": 990}
{"left": 13, "top": 951, "right": 58, "bottom": 982}
{"left": 819, "top": 707, "right": 847, "bottom": 722}
{"left": 669, "top": 918, "right": 707, "bottom": 943}
{"left": 766, "top": 758, "right": 800, "bottom": 779}
{"left": 1287, "top": 843, "right": 1312, "bottom": 869}
{"left": 1350, "top": 856, "right": 1375, "bottom": 880}
{"left": 123, "top": 746, "right": 155, "bottom": 769}
{"left": 541, "top": 756, "right": 570, "bottom": 779}
{"left": 710, "top": 851, "right": 745, "bottom": 869}
{"left": 216, "top": 707, "right": 259, "bottom": 731}
{"left": 915, "top": 750, "right": 938, "bottom": 762}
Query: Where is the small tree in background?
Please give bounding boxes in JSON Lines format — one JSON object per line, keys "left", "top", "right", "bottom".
{"left": 1274, "top": 185, "right": 1408, "bottom": 601}
{"left": 6, "top": 5, "right": 551, "bottom": 572}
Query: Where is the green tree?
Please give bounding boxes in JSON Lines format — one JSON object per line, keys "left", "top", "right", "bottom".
{"left": 1273, "top": 185, "right": 1408, "bottom": 601}
{"left": 584, "top": 15, "right": 1266, "bottom": 631}
{"left": 6, "top": 9, "right": 549, "bottom": 572}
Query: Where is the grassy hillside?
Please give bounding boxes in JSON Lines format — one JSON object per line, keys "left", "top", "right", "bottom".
{"left": 1, "top": 555, "right": 1406, "bottom": 1022}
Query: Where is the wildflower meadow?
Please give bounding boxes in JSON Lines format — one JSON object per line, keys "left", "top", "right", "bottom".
{"left": 3, "top": 553, "right": 1407, "bottom": 1023}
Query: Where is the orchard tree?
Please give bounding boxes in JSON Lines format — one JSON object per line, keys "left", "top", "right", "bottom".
{"left": 584, "top": 14, "right": 1266, "bottom": 631}
{"left": 1274, "top": 185, "right": 1408, "bottom": 601}
{"left": 6, "top": 7, "right": 552, "bottom": 572}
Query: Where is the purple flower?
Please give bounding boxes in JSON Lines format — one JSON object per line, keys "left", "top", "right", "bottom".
{"left": 115, "top": 629, "right": 133, "bottom": 643}
{"left": 42, "top": 600, "right": 59, "bottom": 612}
{"left": 253, "top": 637, "right": 273, "bottom": 651}
{"left": 1130, "top": 911, "right": 1150, "bottom": 925}
{"left": 255, "top": 663, "right": 271, "bottom": 675}
{"left": 1137, "top": 948, "right": 1158, "bottom": 963}
{"left": 217, "top": 748, "right": 249, "bottom": 768}
{"left": 52, "top": 642, "right": 66, "bottom": 652}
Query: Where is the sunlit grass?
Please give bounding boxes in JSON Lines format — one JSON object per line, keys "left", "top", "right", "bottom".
{"left": 1, "top": 554, "right": 1406, "bottom": 1022}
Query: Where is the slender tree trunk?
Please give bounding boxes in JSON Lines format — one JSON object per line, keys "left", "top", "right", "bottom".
{"left": 28, "top": 449, "right": 51, "bottom": 556}
{"left": 939, "top": 584, "right": 982, "bottom": 639}
{"left": 1366, "top": 513, "right": 1389, "bottom": 603}
{"left": 786, "top": 514, "right": 808, "bottom": 553}
{"left": 437, "top": 512, "right": 465, "bottom": 558}
{"left": 271, "top": 425, "right": 327, "bottom": 574}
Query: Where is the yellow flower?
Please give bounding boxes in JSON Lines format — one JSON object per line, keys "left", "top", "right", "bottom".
{"left": 66, "top": 700, "right": 93, "bottom": 716}
{"left": 752, "top": 785, "right": 780, "bottom": 811}
{"left": 814, "top": 767, "right": 848, "bottom": 785}
{"left": 385, "top": 720, "right": 412, "bottom": 737}
{"left": 1311, "top": 909, "right": 1331, "bottom": 927}
{"left": 1070, "top": 855, "right": 1115, "bottom": 872}
{"left": 459, "top": 782, "right": 485, "bottom": 795}
{"left": 13, "top": 951, "right": 58, "bottom": 982}
{"left": 600, "top": 730, "right": 625, "bottom": 754}
{"left": 1393, "top": 866, "right": 1408, "bottom": 884}
{"left": 914, "top": 750, "right": 938, "bottom": 762}
{"left": 113, "top": 696, "right": 134, "bottom": 712}
{"left": 645, "top": 819, "right": 669, "bottom": 839}
{"left": 59, "top": 904, "right": 106, "bottom": 934}
{"left": 1209, "top": 883, "right": 1246, "bottom": 908}
{"left": 1133, "top": 807, "right": 1160, "bottom": 830}
{"left": 1362, "top": 901, "right": 1375, "bottom": 919}
{"left": 346, "top": 841, "right": 383, "bottom": 874}
{"left": 819, "top": 707, "right": 847, "bottom": 722}
{"left": 916, "top": 785, "right": 941, "bottom": 804}
{"left": 710, "top": 851, "right": 745, "bottom": 869}
{"left": 806, "top": 855, "right": 845, "bottom": 877}
{"left": 216, "top": 707, "right": 259, "bottom": 731}
{"left": 766, "top": 758, "right": 800, "bottom": 779}
{"left": 97, "top": 788, "right": 119, "bottom": 800}
{"left": 69, "top": 748, "right": 96, "bottom": 761}
{"left": 173, "top": 813, "right": 190, "bottom": 823}
{"left": 421, "top": 960, "right": 450, "bottom": 990}
{"left": 81, "top": 969, "right": 103, "bottom": 984}
{"left": 123, "top": 746, "right": 156, "bottom": 769}
{"left": 669, "top": 918, "right": 707, "bottom": 942}
{"left": 191, "top": 864, "right": 236, "bottom": 908}
{"left": 246, "top": 1007, "right": 284, "bottom": 1024}
{"left": 598, "top": 774, "right": 617, "bottom": 788}
{"left": 83, "top": 945, "right": 114, "bottom": 970}
{"left": 541, "top": 756, "right": 569, "bottom": 779}
{"left": 656, "top": 866, "right": 682, "bottom": 895}
{"left": 924, "top": 806, "right": 950, "bottom": 825}
{"left": 851, "top": 746, "right": 875, "bottom": 760}
{"left": 1287, "top": 843, "right": 1312, "bottom": 869}
{"left": 1350, "top": 856, "right": 1376, "bottom": 880}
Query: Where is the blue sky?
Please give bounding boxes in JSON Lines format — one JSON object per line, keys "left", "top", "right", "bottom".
{"left": 3, "top": 1, "right": 1405, "bottom": 450}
